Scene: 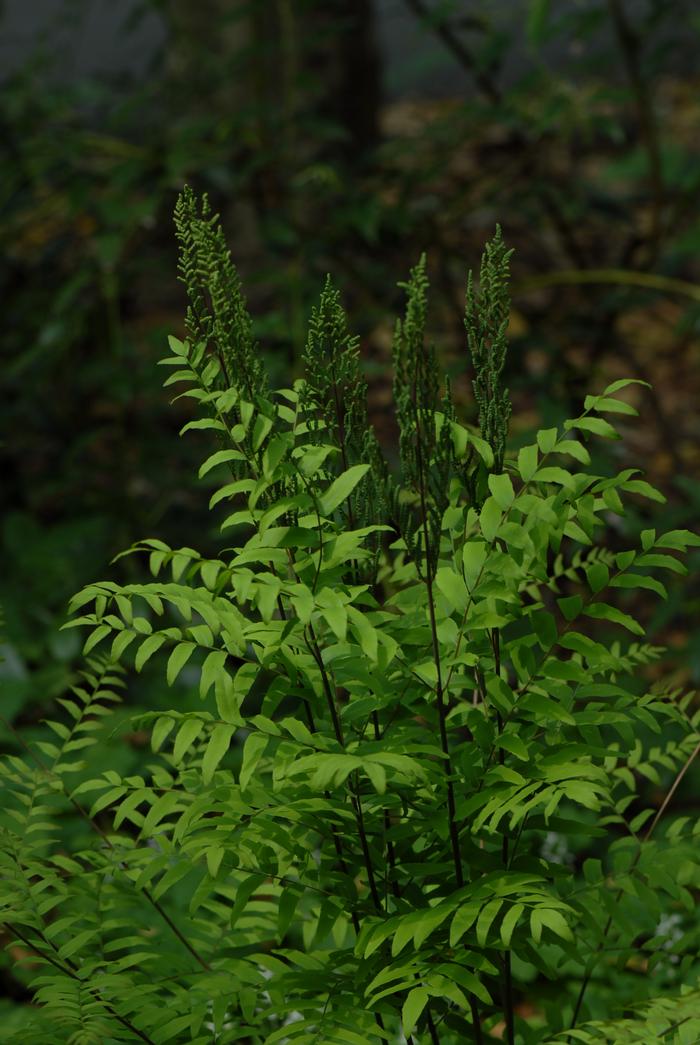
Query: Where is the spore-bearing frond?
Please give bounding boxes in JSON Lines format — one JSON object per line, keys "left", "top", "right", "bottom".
{"left": 392, "top": 254, "right": 459, "bottom": 577}
{"left": 465, "top": 224, "right": 513, "bottom": 474}
{"left": 301, "top": 276, "right": 388, "bottom": 564}
{"left": 174, "top": 187, "right": 266, "bottom": 404}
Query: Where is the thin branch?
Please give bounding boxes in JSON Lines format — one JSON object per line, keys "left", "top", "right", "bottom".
{"left": 304, "top": 624, "right": 383, "bottom": 913}
{"left": 514, "top": 268, "right": 700, "bottom": 303}
{"left": 415, "top": 428, "right": 464, "bottom": 889}
{"left": 491, "top": 630, "right": 514, "bottom": 1045}
{"left": 402, "top": 0, "right": 502, "bottom": 105}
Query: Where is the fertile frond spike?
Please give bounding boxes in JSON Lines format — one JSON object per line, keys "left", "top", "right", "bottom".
{"left": 465, "top": 225, "right": 514, "bottom": 473}
{"left": 173, "top": 186, "right": 267, "bottom": 403}
{"left": 300, "top": 273, "right": 388, "bottom": 568}
{"left": 392, "top": 254, "right": 459, "bottom": 576}
{"left": 392, "top": 253, "right": 434, "bottom": 486}
{"left": 302, "top": 272, "right": 363, "bottom": 453}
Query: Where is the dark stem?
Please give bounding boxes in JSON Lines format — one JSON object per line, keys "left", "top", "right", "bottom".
{"left": 469, "top": 995, "right": 485, "bottom": 1045}
{"left": 427, "top": 1008, "right": 442, "bottom": 1044}
{"left": 372, "top": 711, "right": 401, "bottom": 903}
{"left": 329, "top": 356, "right": 360, "bottom": 585}
{"left": 416, "top": 435, "right": 464, "bottom": 888}
{"left": 371, "top": 711, "right": 436, "bottom": 1045}
{"left": 492, "top": 629, "right": 514, "bottom": 1045}
{"left": 305, "top": 623, "right": 383, "bottom": 913}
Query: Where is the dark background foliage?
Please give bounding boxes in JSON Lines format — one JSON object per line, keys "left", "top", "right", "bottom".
{"left": 1, "top": 0, "right": 699, "bottom": 1025}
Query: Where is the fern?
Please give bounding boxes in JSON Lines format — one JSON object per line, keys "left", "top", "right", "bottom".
{"left": 2, "top": 193, "right": 699, "bottom": 1043}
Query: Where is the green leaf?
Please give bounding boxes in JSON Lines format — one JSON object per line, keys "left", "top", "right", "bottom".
{"left": 111, "top": 629, "right": 136, "bottom": 661}
{"left": 402, "top": 987, "right": 429, "bottom": 1036}
{"left": 206, "top": 845, "right": 225, "bottom": 878}
{"left": 584, "top": 602, "right": 644, "bottom": 635}
{"left": 252, "top": 413, "right": 273, "bottom": 451}
{"left": 563, "top": 520, "right": 592, "bottom": 545}
{"left": 585, "top": 562, "right": 609, "bottom": 594}
{"left": 487, "top": 676, "right": 515, "bottom": 715}
{"left": 518, "top": 443, "right": 539, "bottom": 482}
{"left": 198, "top": 449, "right": 245, "bottom": 478}
{"left": 348, "top": 606, "right": 378, "bottom": 662}
{"left": 530, "top": 907, "right": 544, "bottom": 944}
{"left": 602, "top": 378, "right": 650, "bottom": 396}
{"left": 641, "top": 528, "right": 656, "bottom": 550}
{"left": 298, "top": 444, "right": 337, "bottom": 478}
{"left": 172, "top": 718, "right": 205, "bottom": 763}
{"left": 202, "top": 724, "right": 235, "bottom": 784}
{"left": 112, "top": 787, "right": 148, "bottom": 830}
{"left": 152, "top": 716, "right": 175, "bottom": 752}
{"left": 476, "top": 899, "right": 503, "bottom": 946}
{"left": 262, "top": 433, "right": 291, "bottom": 478}
{"left": 554, "top": 439, "right": 590, "bottom": 465}
{"left": 89, "top": 786, "right": 127, "bottom": 818}
{"left": 435, "top": 567, "right": 470, "bottom": 613}
{"left": 520, "top": 691, "right": 575, "bottom": 724}
{"left": 565, "top": 416, "right": 618, "bottom": 439}
{"left": 622, "top": 479, "right": 666, "bottom": 503}
{"left": 200, "top": 650, "right": 228, "bottom": 699}
{"left": 83, "top": 624, "right": 111, "bottom": 655}
{"left": 585, "top": 394, "right": 638, "bottom": 415}
{"left": 616, "top": 549, "right": 636, "bottom": 570}
{"left": 531, "top": 610, "right": 557, "bottom": 649}
{"left": 533, "top": 466, "right": 575, "bottom": 489}
{"left": 289, "top": 584, "right": 314, "bottom": 625}
{"left": 168, "top": 334, "right": 188, "bottom": 356}
{"left": 240, "top": 732, "right": 269, "bottom": 790}
{"left": 636, "top": 552, "right": 686, "bottom": 574}
{"left": 656, "top": 529, "right": 700, "bottom": 550}
{"left": 141, "top": 791, "right": 180, "bottom": 836}
{"left": 488, "top": 472, "right": 515, "bottom": 509}
{"left": 557, "top": 595, "right": 582, "bottom": 621}
{"left": 450, "top": 902, "right": 480, "bottom": 946}
{"left": 277, "top": 887, "right": 301, "bottom": 941}
{"left": 462, "top": 540, "right": 488, "bottom": 589}
{"left": 537, "top": 427, "right": 558, "bottom": 453}
{"left": 534, "top": 906, "right": 574, "bottom": 942}
{"left": 167, "top": 641, "right": 196, "bottom": 685}
{"left": 201, "top": 560, "right": 221, "bottom": 591}
{"left": 436, "top": 963, "right": 492, "bottom": 1006}
{"left": 135, "top": 633, "right": 166, "bottom": 672}
{"left": 364, "top": 761, "right": 386, "bottom": 794}
{"left": 480, "top": 497, "right": 503, "bottom": 542}
{"left": 500, "top": 903, "right": 524, "bottom": 947}
{"left": 318, "top": 464, "right": 369, "bottom": 516}
{"left": 611, "top": 573, "right": 667, "bottom": 599}
{"left": 496, "top": 733, "right": 530, "bottom": 762}
{"left": 450, "top": 422, "right": 494, "bottom": 467}
{"left": 180, "top": 417, "right": 227, "bottom": 436}
{"left": 318, "top": 593, "right": 347, "bottom": 640}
